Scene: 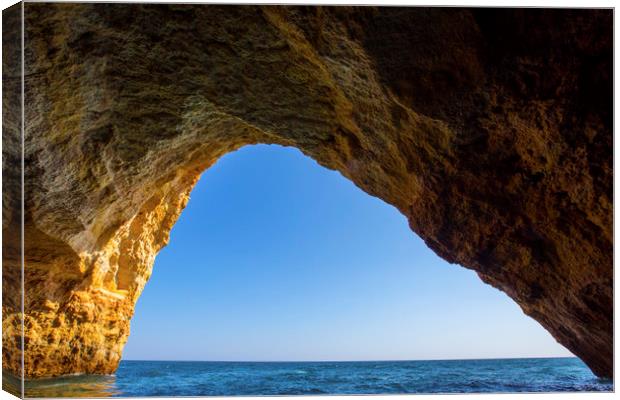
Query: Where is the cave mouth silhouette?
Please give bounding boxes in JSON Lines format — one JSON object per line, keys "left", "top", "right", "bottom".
{"left": 121, "top": 144, "right": 573, "bottom": 363}
{"left": 4, "top": 5, "right": 611, "bottom": 382}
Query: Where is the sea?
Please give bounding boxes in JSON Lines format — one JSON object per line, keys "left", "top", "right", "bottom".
{"left": 3, "top": 357, "right": 613, "bottom": 397}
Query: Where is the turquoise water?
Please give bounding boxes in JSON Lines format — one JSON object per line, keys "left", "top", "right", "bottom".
{"left": 4, "top": 357, "right": 613, "bottom": 397}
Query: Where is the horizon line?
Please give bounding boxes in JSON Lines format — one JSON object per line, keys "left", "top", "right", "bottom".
{"left": 122, "top": 355, "right": 578, "bottom": 363}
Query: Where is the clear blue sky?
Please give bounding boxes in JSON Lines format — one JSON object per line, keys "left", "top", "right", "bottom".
{"left": 123, "top": 144, "right": 572, "bottom": 362}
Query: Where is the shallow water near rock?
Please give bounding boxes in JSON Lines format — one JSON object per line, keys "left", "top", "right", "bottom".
{"left": 5, "top": 357, "right": 612, "bottom": 397}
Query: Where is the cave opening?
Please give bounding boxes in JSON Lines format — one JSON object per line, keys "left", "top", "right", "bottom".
{"left": 121, "top": 144, "right": 572, "bottom": 363}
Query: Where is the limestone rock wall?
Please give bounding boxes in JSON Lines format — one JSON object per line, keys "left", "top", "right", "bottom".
{"left": 3, "top": 3, "right": 24, "bottom": 383}
{"left": 2, "top": 4, "right": 613, "bottom": 378}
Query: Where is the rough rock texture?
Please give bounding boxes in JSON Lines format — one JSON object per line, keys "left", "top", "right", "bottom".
{"left": 2, "top": 4, "right": 612, "bottom": 379}
{"left": 3, "top": 3, "right": 24, "bottom": 387}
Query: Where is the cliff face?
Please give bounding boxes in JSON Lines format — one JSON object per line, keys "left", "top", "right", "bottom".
{"left": 2, "top": 4, "right": 612, "bottom": 379}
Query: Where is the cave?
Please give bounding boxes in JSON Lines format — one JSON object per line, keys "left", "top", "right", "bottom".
{"left": 123, "top": 144, "right": 573, "bottom": 363}
{"left": 2, "top": 3, "right": 613, "bottom": 382}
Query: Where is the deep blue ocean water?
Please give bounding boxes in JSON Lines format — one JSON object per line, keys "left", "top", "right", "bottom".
{"left": 4, "top": 357, "right": 613, "bottom": 397}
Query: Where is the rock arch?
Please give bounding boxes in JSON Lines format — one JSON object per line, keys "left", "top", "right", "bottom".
{"left": 3, "top": 4, "right": 612, "bottom": 379}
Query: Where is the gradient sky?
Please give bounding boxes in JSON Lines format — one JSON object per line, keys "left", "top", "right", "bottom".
{"left": 122, "top": 144, "right": 573, "bottom": 361}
